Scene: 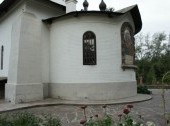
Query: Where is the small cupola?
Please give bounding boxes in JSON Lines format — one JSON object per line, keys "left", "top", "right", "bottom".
{"left": 99, "top": 0, "right": 107, "bottom": 11}
{"left": 83, "top": 0, "right": 89, "bottom": 11}
{"left": 65, "top": 0, "right": 78, "bottom": 13}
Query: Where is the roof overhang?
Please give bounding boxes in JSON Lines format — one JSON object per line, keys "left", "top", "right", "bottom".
{"left": 0, "top": 1, "right": 142, "bottom": 34}
{"left": 117, "top": 5, "right": 142, "bottom": 34}
{"left": 43, "top": 5, "right": 142, "bottom": 34}
{"left": 43, "top": 11, "right": 123, "bottom": 23}
{"left": 0, "top": 0, "right": 18, "bottom": 13}
{"left": 0, "top": 0, "right": 66, "bottom": 17}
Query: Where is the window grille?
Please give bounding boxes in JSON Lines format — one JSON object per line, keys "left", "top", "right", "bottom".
{"left": 83, "top": 31, "right": 96, "bottom": 65}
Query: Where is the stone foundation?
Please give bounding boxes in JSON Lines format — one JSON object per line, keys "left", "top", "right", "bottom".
{"left": 5, "top": 83, "right": 43, "bottom": 103}
{"left": 49, "top": 82, "right": 137, "bottom": 101}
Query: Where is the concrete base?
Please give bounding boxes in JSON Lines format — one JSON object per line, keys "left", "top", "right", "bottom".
{"left": 0, "top": 94, "right": 152, "bottom": 113}
{"left": 0, "top": 85, "right": 5, "bottom": 99}
{"left": 0, "top": 80, "right": 7, "bottom": 99}
{"left": 43, "top": 83, "right": 49, "bottom": 98}
{"left": 5, "top": 83, "right": 43, "bottom": 104}
{"left": 49, "top": 82, "right": 137, "bottom": 100}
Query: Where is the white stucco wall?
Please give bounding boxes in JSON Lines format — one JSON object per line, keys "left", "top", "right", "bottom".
{"left": 25, "top": 0, "right": 65, "bottom": 83}
{"left": 6, "top": 11, "right": 44, "bottom": 103}
{"left": 49, "top": 13, "right": 137, "bottom": 100}
{"left": 50, "top": 13, "right": 135, "bottom": 83}
{"left": 3, "top": 0, "right": 66, "bottom": 102}
{"left": 66, "top": 0, "right": 77, "bottom": 13}
{"left": 24, "top": 0, "right": 65, "bottom": 98}
{"left": 0, "top": 0, "right": 65, "bottom": 82}
{"left": 0, "top": 1, "right": 25, "bottom": 78}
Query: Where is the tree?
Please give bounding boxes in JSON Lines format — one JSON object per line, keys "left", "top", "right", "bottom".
{"left": 135, "top": 33, "right": 145, "bottom": 60}
{"left": 135, "top": 32, "right": 170, "bottom": 84}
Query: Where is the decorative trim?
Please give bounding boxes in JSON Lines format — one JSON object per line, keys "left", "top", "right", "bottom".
{"left": 49, "top": 82, "right": 137, "bottom": 101}
{"left": 122, "top": 64, "right": 137, "bottom": 70}
{"left": 121, "top": 22, "right": 136, "bottom": 70}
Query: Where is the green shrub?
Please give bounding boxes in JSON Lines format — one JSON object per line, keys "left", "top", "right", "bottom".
{"left": 43, "top": 116, "right": 61, "bottom": 126}
{"left": 12, "top": 112, "right": 42, "bottom": 126}
{"left": 79, "top": 104, "right": 148, "bottom": 126}
{"left": 86, "top": 115, "right": 113, "bottom": 126}
{"left": 163, "top": 74, "right": 170, "bottom": 84}
{"left": 0, "top": 113, "right": 61, "bottom": 126}
{"left": 137, "top": 86, "right": 152, "bottom": 94}
{"left": 0, "top": 115, "right": 13, "bottom": 126}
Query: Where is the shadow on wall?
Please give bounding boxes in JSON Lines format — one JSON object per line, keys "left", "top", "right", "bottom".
{"left": 0, "top": 79, "right": 7, "bottom": 99}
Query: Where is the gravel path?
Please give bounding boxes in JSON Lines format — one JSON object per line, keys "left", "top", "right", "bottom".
{"left": 1, "top": 89, "right": 170, "bottom": 126}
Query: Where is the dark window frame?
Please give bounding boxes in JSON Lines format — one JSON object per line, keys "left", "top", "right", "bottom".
{"left": 1, "top": 45, "right": 4, "bottom": 70}
{"left": 83, "top": 31, "right": 97, "bottom": 65}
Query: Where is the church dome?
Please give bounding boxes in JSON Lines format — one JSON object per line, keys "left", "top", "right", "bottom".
{"left": 83, "top": 0, "right": 89, "bottom": 7}
{"left": 99, "top": 0, "right": 106, "bottom": 11}
{"left": 83, "top": 0, "right": 89, "bottom": 11}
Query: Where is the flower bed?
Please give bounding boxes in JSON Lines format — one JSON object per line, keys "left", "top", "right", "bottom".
{"left": 79, "top": 104, "right": 157, "bottom": 126}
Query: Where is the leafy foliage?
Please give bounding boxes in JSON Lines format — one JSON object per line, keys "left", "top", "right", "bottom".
{"left": 137, "top": 86, "right": 152, "bottom": 94}
{"left": 86, "top": 115, "right": 113, "bottom": 126}
{"left": 43, "top": 116, "right": 61, "bottom": 126}
{"left": 12, "top": 113, "right": 41, "bottom": 126}
{"left": 163, "top": 72, "right": 170, "bottom": 84}
{"left": 79, "top": 105, "right": 154, "bottom": 126}
{"left": 0, "top": 112, "right": 61, "bottom": 126}
{"left": 0, "top": 115, "right": 13, "bottom": 126}
{"left": 135, "top": 32, "right": 170, "bottom": 85}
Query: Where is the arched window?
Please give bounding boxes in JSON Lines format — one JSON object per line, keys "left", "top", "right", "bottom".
{"left": 121, "top": 22, "right": 136, "bottom": 70}
{"left": 83, "top": 31, "right": 96, "bottom": 65}
{"left": 1, "top": 45, "right": 4, "bottom": 70}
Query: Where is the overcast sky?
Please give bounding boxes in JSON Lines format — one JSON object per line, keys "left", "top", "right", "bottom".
{"left": 76, "top": 0, "right": 170, "bottom": 35}
{"left": 0, "top": 0, "right": 170, "bottom": 35}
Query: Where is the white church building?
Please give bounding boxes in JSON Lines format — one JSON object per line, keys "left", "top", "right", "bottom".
{"left": 0, "top": 0, "right": 142, "bottom": 103}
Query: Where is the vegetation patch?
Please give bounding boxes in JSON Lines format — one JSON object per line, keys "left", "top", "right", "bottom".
{"left": 0, "top": 112, "right": 61, "bottom": 126}
{"left": 79, "top": 105, "right": 156, "bottom": 126}
{"left": 137, "top": 86, "right": 152, "bottom": 94}
{"left": 135, "top": 32, "right": 170, "bottom": 85}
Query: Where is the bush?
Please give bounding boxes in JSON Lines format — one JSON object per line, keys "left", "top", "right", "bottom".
{"left": 0, "top": 115, "right": 13, "bottom": 126}
{"left": 86, "top": 115, "right": 113, "bottom": 126}
{"left": 79, "top": 104, "right": 154, "bottom": 126}
{"left": 137, "top": 86, "right": 152, "bottom": 94}
{"left": 43, "top": 116, "right": 61, "bottom": 126}
{"left": 163, "top": 73, "right": 170, "bottom": 84}
{"left": 0, "top": 112, "right": 61, "bottom": 126}
{"left": 13, "top": 113, "right": 42, "bottom": 126}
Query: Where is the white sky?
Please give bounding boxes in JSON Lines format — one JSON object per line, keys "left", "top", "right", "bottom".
{"left": 0, "top": 0, "right": 170, "bottom": 34}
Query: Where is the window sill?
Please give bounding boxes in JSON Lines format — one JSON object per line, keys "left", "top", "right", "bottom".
{"left": 122, "top": 64, "right": 137, "bottom": 70}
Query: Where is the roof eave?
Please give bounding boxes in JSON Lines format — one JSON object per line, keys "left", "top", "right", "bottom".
{"left": 130, "top": 5, "right": 142, "bottom": 34}
{"left": 42, "top": 11, "right": 124, "bottom": 24}
{"left": 116, "top": 5, "right": 142, "bottom": 34}
{"left": 43, "top": 5, "right": 142, "bottom": 34}
{"left": 0, "top": 0, "right": 66, "bottom": 17}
